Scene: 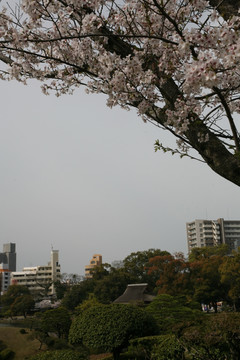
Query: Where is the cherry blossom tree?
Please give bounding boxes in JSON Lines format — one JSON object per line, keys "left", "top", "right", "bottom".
{"left": 0, "top": 0, "right": 240, "bottom": 185}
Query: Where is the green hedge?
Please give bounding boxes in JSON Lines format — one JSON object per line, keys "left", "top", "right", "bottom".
{"left": 28, "top": 349, "right": 87, "bottom": 360}
{"left": 0, "top": 348, "right": 15, "bottom": 360}
{"left": 129, "top": 335, "right": 185, "bottom": 360}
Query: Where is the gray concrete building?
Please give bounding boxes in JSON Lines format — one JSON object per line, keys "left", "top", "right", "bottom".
{"left": 186, "top": 218, "right": 240, "bottom": 253}
{"left": 0, "top": 243, "right": 16, "bottom": 294}
{"left": 2, "top": 243, "right": 16, "bottom": 271}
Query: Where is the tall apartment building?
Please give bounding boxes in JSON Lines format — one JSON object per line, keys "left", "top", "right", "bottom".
{"left": 11, "top": 249, "right": 61, "bottom": 296}
{"left": 0, "top": 243, "right": 16, "bottom": 294}
{"left": 85, "top": 254, "right": 102, "bottom": 278}
{"left": 186, "top": 218, "right": 240, "bottom": 253}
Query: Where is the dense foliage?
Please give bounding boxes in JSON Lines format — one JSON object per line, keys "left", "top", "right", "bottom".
{"left": 40, "top": 307, "right": 71, "bottom": 339}
{"left": 0, "top": 285, "right": 34, "bottom": 318}
{"left": 69, "top": 304, "right": 158, "bottom": 359}
{"left": 129, "top": 312, "right": 240, "bottom": 360}
{"left": 0, "top": 340, "right": 15, "bottom": 360}
{"left": 59, "top": 247, "right": 240, "bottom": 312}
{"left": 129, "top": 335, "right": 185, "bottom": 360}
{"left": 144, "top": 246, "right": 240, "bottom": 311}
{"left": 146, "top": 294, "right": 202, "bottom": 333}
{"left": 61, "top": 279, "right": 96, "bottom": 310}
{"left": 29, "top": 349, "right": 87, "bottom": 360}
{"left": 62, "top": 249, "right": 173, "bottom": 308}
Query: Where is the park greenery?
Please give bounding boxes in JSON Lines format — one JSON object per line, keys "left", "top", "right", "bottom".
{"left": 0, "top": 0, "right": 240, "bottom": 185}
{"left": 1, "top": 246, "right": 240, "bottom": 359}
{"left": 58, "top": 245, "right": 240, "bottom": 312}
{"left": 69, "top": 304, "right": 158, "bottom": 359}
{"left": 0, "top": 285, "right": 35, "bottom": 319}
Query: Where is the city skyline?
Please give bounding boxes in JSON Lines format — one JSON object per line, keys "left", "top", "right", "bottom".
{"left": 0, "top": 80, "right": 240, "bottom": 275}
{"left": 3, "top": 214, "right": 240, "bottom": 277}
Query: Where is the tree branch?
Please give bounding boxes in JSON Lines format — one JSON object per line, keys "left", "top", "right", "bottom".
{"left": 213, "top": 86, "right": 240, "bottom": 152}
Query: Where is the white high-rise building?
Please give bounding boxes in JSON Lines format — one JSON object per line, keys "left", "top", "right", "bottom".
{"left": 186, "top": 218, "right": 240, "bottom": 253}
{"left": 11, "top": 250, "right": 61, "bottom": 296}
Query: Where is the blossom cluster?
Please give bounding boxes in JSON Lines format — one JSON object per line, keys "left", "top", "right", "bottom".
{"left": 0, "top": 0, "right": 239, "bottom": 152}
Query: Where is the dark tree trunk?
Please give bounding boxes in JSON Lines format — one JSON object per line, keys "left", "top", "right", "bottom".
{"left": 209, "top": 0, "right": 240, "bottom": 20}
{"left": 113, "top": 349, "right": 121, "bottom": 360}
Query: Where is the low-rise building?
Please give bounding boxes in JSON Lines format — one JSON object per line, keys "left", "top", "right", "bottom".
{"left": 11, "top": 249, "right": 61, "bottom": 296}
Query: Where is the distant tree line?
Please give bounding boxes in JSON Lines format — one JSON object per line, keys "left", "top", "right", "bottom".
{"left": 58, "top": 245, "right": 240, "bottom": 312}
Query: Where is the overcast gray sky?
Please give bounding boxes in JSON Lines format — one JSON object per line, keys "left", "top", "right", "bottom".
{"left": 0, "top": 79, "right": 239, "bottom": 274}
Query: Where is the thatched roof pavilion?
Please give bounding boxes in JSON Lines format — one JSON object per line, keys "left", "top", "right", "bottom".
{"left": 113, "top": 283, "right": 155, "bottom": 304}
